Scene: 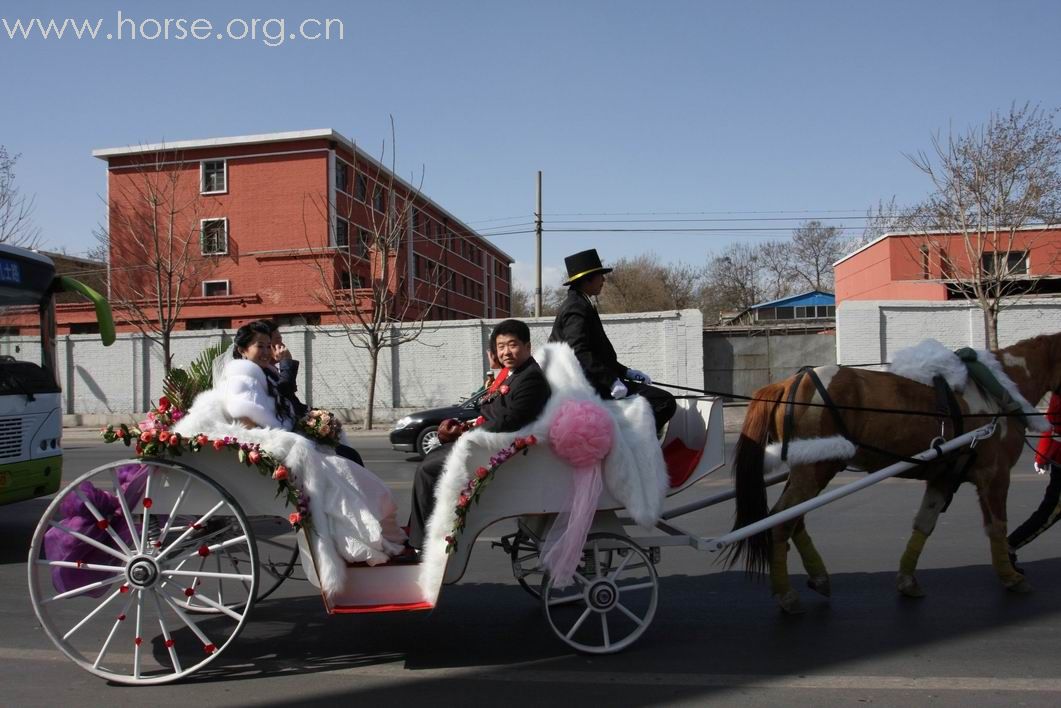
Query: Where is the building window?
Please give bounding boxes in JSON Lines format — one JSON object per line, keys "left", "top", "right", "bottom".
{"left": 981, "top": 251, "right": 1029, "bottom": 276}
{"left": 340, "top": 271, "right": 362, "bottom": 290}
{"left": 202, "top": 280, "right": 230, "bottom": 297}
{"left": 70, "top": 322, "right": 100, "bottom": 334}
{"left": 200, "top": 219, "right": 228, "bottom": 255}
{"left": 335, "top": 160, "right": 350, "bottom": 193}
{"left": 201, "top": 160, "right": 227, "bottom": 194}
{"left": 411, "top": 208, "right": 420, "bottom": 233}
{"left": 373, "top": 186, "right": 386, "bottom": 212}
{"left": 186, "top": 318, "right": 232, "bottom": 330}
{"left": 336, "top": 217, "right": 350, "bottom": 247}
{"left": 355, "top": 174, "right": 368, "bottom": 202}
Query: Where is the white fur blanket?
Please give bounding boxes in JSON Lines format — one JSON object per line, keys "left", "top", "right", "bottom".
{"left": 173, "top": 392, "right": 405, "bottom": 597}
{"left": 889, "top": 339, "right": 1049, "bottom": 433}
{"left": 417, "top": 342, "right": 668, "bottom": 603}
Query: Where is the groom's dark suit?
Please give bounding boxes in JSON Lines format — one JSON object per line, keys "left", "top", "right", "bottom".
{"left": 407, "top": 357, "right": 551, "bottom": 549}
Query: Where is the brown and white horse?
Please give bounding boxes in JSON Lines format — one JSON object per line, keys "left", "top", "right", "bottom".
{"left": 728, "top": 332, "right": 1061, "bottom": 614}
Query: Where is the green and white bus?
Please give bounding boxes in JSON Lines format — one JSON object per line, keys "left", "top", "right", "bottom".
{"left": 0, "top": 244, "right": 114, "bottom": 506}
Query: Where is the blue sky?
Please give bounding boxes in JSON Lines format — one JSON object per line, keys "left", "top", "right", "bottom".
{"left": 2, "top": 0, "right": 1059, "bottom": 290}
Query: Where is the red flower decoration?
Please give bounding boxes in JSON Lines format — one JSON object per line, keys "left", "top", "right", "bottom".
{"left": 168, "top": 434, "right": 180, "bottom": 447}
{"left": 158, "top": 431, "right": 171, "bottom": 444}
{"left": 272, "top": 465, "right": 289, "bottom": 481}
{"left": 475, "top": 466, "right": 489, "bottom": 479}
{"left": 499, "top": 385, "right": 510, "bottom": 395}
{"left": 164, "top": 639, "right": 175, "bottom": 648}
{"left": 197, "top": 545, "right": 210, "bottom": 557}
{"left": 288, "top": 511, "right": 302, "bottom": 526}
{"left": 142, "top": 498, "right": 153, "bottom": 509}
{"left": 119, "top": 584, "right": 130, "bottom": 594}
{"left": 444, "top": 535, "right": 454, "bottom": 544}
{"left": 527, "top": 435, "right": 538, "bottom": 445}
{"left": 75, "top": 560, "right": 85, "bottom": 568}
{"left": 184, "top": 587, "right": 195, "bottom": 597}
{"left": 115, "top": 428, "right": 125, "bottom": 439}
{"left": 157, "top": 396, "right": 170, "bottom": 411}
{"left": 203, "top": 643, "right": 216, "bottom": 654}
{"left": 140, "top": 430, "right": 155, "bottom": 443}
{"left": 196, "top": 434, "right": 209, "bottom": 446}
{"left": 96, "top": 519, "right": 109, "bottom": 531}
{"left": 134, "top": 637, "right": 143, "bottom": 647}
{"left": 248, "top": 450, "right": 262, "bottom": 464}
{"left": 117, "top": 613, "right": 126, "bottom": 621}
{"left": 458, "top": 493, "right": 470, "bottom": 509}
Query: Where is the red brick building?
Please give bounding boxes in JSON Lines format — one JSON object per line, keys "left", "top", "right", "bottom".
{"left": 75, "top": 129, "right": 512, "bottom": 334}
{"left": 834, "top": 226, "right": 1061, "bottom": 303}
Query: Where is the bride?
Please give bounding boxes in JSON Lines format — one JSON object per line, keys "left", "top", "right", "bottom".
{"left": 174, "top": 321, "right": 406, "bottom": 583}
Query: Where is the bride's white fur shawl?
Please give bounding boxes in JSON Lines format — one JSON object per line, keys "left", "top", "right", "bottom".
{"left": 173, "top": 387, "right": 402, "bottom": 598}
{"left": 417, "top": 342, "right": 668, "bottom": 602}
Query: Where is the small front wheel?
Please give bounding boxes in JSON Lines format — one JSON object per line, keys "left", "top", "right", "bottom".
{"left": 541, "top": 532, "right": 658, "bottom": 654}
{"left": 416, "top": 426, "right": 440, "bottom": 459}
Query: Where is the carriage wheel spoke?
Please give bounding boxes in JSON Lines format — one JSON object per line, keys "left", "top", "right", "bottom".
{"left": 38, "top": 560, "right": 125, "bottom": 574}
{"left": 600, "top": 613, "right": 611, "bottom": 649}
{"left": 62, "top": 586, "right": 124, "bottom": 641}
{"left": 169, "top": 587, "right": 245, "bottom": 622}
{"left": 133, "top": 590, "right": 144, "bottom": 680}
{"left": 167, "top": 534, "right": 249, "bottom": 569}
{"left": 111, "top": 468, "right": 143, "bottom": 554}
{"left": 73, "top": 488, "right": 134, "bottom": 556}
{"left": 547, "top": 592, "right": 584, "bottom": 607}
{"left": 615, "top": 601, "right": 645, "bottom": 627}
{"left": 565, "top": 607, "right": 593, "bottom": 639}
{"left": 160, "top": 593, "right": 217, "bottom": 649}
{"left": 161, "top": 569, "right": 254, "bottom": 582}
{"left": 616, "top": 581, "right": 656, "bottom": 593}
{"left": 93, "top": 595, "right": 135, "bottom": 670}
{"left": 150, "top": 591, "right": 182, "bottom": 674}
{"left": 572, "top": 570, "right": 591, "bottom": 587}
{"left": 154, "top": 501, "right": 227, "bottom": 562}
{"left": 47, "top": 521, "right": 130, "bottom": 564}
{"left": 139, "top": 471, "right": 154, "bottom": 553}
{"left": 607, "top": 551, "right": 634, "bottom": 580}
{"left": 157, "top": 477, "right": 192, "bottom": 546}
{"left": 43, "top": 574, "right": 126, "bottom": 603}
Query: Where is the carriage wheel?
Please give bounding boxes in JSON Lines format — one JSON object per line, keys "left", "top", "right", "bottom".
{"left": 510, "top": 529, "right": 544, "bottom": 599}
{"left": 541, "top": 532, "right": 658, "bottom": 654}
{"left": 174, "top": 516, "right": 298, "bottom": 613}
{"left": 27, "top": 460, "right": 258, "bottom": 685}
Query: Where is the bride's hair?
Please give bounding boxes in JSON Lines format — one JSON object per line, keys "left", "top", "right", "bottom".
{"left": 230, "top": 320, "right": 292, "bottom": 423}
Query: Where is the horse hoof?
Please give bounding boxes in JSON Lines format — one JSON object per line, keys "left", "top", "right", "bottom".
{"left": 774, "top": 589, "right": 805, "bottom": 615}
{"left": 896, "top": 574, "right": 925, "bottom": 598}
{"left": 806, "top": 575, "right": 831, "bottom": 597}
{"left": 1006, "top": 578, "right": 1033, "bottom": 594}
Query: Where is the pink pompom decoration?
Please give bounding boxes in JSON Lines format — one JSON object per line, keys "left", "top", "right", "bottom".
{"left": 548, "top": 400, "right": 613, "bottom": 468}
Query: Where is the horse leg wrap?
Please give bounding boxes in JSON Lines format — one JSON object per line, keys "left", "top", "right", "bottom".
{"left": 769, "top": 541, "right": 791, "bottom": 598}
{"left": 989, "top": 536, "right": 1030, "bottom": 591}
{"left": 792, "top": 527, "right": 830, "bottom": 597}
{"left": 898, "top": 529, "right": 927, "bottom": 577}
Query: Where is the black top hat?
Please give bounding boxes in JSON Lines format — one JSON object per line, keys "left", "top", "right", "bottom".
{"left": 562, "top": 248, "right": 613, "bottom": 285}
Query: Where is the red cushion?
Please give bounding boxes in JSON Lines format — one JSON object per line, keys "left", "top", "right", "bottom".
{"left": 662, "top": 438, "right": 704, "bottom": 488}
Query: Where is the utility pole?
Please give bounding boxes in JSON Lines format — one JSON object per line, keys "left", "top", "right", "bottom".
{"left": 534, "top": 170, "right": 543, "bottom": 317}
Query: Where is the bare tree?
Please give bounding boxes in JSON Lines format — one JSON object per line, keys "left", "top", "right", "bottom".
{"left": 790, "top": 220, "right": 850, "bottom": 291}
{"left": 756, "top": 240, "right": 798, "bottom": 301}
{"left": 510, "top": 284, "right": 534, "bottom": 317}
{"left": 855, "top": 196, "right": 908, "bottom": 248}
{"left": 100, "top": 146, "right": 216, "bottom": 372}
{"left": 306, "top": 121, "right": 448, "bottom": 429}
{"left": 594, "top": 253, "right": 703, "bottom": 314}
{"left": 0, "top": 146, "right": 42, "bottom": 247}
{"left": 906, "top": 103, "right": 1061, "bottom": 348}
{"left": 701, "top": 242, "right": 764, "bottom": 322}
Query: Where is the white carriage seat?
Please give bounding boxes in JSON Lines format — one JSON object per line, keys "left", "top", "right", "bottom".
{"left": 415, "top": 342, "right": 670, "bottom": 603}
{"left": 659, "top": 396, "right": 726, "bottom": 492}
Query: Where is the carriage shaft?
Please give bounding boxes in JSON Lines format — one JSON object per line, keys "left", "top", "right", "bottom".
{"left": 706, "top": 423, "right": 996, "bottom": 552}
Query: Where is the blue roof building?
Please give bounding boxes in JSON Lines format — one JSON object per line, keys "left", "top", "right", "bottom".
{"left": 724, "top": 290, "right": 835, "bottom": 325}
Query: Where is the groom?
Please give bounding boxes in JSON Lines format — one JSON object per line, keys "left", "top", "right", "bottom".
{"left": 404, "top": 319, "right": 551, "bottom": 556}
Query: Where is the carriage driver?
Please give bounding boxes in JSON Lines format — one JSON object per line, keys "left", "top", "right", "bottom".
{"left": 401, "top": 319, "right": 552, "bottom": 561}
{"left": 549, "top": 248, "right": 676, "bottom": 433}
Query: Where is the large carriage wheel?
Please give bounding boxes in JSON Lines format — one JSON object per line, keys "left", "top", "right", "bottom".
{"left": 541, "top": 532, "right": 658, "bottom": 654}
{"left": 27, "top": 460, "right": 258, "bottom": 685}
{"left": 174, "top": 516, "right": 298, "bottom": 614}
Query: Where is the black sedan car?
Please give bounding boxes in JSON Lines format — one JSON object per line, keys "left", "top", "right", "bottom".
{"left": 389, "top": 389, "right": 487, "bottom": 459}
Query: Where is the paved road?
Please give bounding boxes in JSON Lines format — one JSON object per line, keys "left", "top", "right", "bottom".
{"left": 2, "top": 431, "right": 1060, "bottom": 706}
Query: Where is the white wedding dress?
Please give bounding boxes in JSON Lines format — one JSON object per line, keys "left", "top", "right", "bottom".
{"left": 174, "top": 359, "right": 406, "bottom": 595}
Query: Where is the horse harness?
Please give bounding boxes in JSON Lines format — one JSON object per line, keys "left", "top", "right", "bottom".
{"left": 779, "top": 365, "right": 978, "bottom": 512}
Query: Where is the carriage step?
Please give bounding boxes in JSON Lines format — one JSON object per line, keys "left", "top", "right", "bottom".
{"left": 323, "top": 563, "right": 431, "bottom": 613}
{"left": 329, "top": 600, "right": 434, "bottom": 614}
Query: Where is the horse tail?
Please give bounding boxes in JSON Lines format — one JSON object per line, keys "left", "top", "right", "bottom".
{"left": 724, "top": 380, "right": 787, "bottom": 575}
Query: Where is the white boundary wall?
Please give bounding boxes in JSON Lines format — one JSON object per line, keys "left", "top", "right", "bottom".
{"left": 4, "top": 309, "right": 703, "bottom": 422}
{"left": 837, "top": 298, "right": 1061, "bottom": 365}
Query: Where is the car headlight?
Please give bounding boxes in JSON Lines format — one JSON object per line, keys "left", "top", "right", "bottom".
{"left": 393, "top": 416, "right": 414, "bottom": 430}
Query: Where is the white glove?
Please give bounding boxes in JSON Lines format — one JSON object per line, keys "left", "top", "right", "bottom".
{"left": 610, "top": 379, "right": 629, "bottom": 399}
{"left": 1035, "top": 462, "right": 1047, "bottom": 475}
{"left": 626, "top": 368, "right": 651, "bottom": 385}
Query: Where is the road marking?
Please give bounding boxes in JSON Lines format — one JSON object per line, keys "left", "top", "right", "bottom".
{"left": 1, "top": 647, "right": 1057, "bottom": 691}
